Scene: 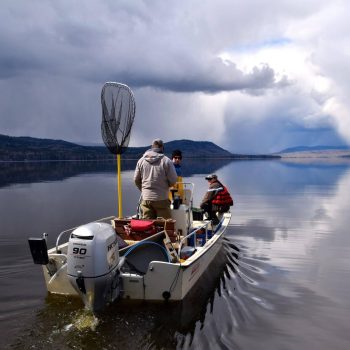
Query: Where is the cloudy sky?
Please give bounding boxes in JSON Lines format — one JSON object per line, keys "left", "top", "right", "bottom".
{"left": 1, "top": 0, "right": 350, "bottom": 153}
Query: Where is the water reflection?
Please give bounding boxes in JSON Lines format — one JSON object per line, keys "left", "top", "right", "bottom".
{"left": 231, "top": 219, "right": 277, "bottom": 242}
{"left": 0, "top": 158, "right": 234, "bottom": 188}
{"left": 2, "top": 159, "right": 350, "bottom": 349}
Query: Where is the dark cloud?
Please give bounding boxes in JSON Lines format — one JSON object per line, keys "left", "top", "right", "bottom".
{"left": 0, "top": 0, "right": 348, "bottom": 152}
{"left": 111, "top": 60, "right": 283, "bottom": 93}
{"left": 0, "top": 1, "right": 286, "bottom": 94}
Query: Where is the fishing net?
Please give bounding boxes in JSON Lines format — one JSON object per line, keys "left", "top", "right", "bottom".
{"left": 101, "top": 82, "right": 136, "bottom": 154}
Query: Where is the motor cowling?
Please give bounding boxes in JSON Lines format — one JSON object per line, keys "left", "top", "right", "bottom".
{"left": 67, "top": 222, "right": 121, "bottom": 311}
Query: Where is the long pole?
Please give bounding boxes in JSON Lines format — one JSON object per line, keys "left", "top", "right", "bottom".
{"left": 117, "top": 153, "right": 123, "bottom": 218}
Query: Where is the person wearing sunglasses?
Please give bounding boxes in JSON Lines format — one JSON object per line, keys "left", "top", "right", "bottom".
{"left": 169, "top": 150, "right": 184, "bottom": 205}
{"left": 171, "top": 150, "right": 182, "bottom": 177}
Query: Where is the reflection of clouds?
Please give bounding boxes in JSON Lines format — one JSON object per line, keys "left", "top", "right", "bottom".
{"left": 231, "top": 219, "right": 277, "bottom": 242}
{"left": 232, "top": 161, "right": 350, "bottom": 306}
{"left": 305, "top": 168, "right": 350, "bottom": 304}
{"left": 224, "top": 165, "right": 350, "bottom": 347}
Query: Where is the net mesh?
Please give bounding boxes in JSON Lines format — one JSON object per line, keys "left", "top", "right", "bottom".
{"left": 101, "top": 82, "right": 136, "bottom": 154}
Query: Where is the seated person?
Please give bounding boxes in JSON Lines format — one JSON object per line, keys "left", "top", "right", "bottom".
{"left": 200, "top": 174, "right": 233, "bottom": 224}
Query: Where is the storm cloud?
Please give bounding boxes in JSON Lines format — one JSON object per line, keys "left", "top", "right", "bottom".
{"left": 1, "top": 0, "right": 350, "bottom": 153}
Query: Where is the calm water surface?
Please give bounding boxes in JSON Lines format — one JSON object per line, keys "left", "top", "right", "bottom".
{"left": 1, "top": 159, "right": 350, "bottom": 349}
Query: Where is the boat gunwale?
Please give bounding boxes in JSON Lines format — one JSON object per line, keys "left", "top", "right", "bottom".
{"left": 47, "top": 213, "right": 231, "bottom": 272}
{"left": 149, "top": 212, "right": 231, "bottom": 269}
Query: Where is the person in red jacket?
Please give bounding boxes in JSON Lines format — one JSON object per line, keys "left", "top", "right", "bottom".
{"left": 200, "top": 174, "right": 233, "bottom": 224}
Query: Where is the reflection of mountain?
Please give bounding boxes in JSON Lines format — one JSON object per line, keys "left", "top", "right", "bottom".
{"left": 0, "top": 161, "right": 115, "bottom": 188}
{"left": 180, "top": 158, "right": 233, "bottom": 176}
{"left": 0, "top": 159, "right": 234, "bottom": 188}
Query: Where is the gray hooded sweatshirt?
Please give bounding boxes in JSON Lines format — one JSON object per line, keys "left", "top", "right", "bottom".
{"left": 134, "top": 149, "right": 178, "bottom": 201}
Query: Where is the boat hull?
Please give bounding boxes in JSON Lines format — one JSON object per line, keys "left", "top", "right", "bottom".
{"left": 40, "top": 213, "right": 231, "bottom": 302}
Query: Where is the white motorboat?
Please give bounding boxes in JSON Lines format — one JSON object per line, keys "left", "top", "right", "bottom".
{"left": 28, "top": 182, "right": 231, "bottom": 311}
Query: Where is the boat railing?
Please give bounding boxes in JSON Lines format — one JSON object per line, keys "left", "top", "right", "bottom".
{"left": 55, "top": 215, "right": 115, "bottom": 253}
{"left": 177, "top": 221, "right": 211, "bottom": 256}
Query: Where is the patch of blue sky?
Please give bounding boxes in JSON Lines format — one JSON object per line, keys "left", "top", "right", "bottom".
{"left": 230, "top": 38, "right": 292, "bottom": 53}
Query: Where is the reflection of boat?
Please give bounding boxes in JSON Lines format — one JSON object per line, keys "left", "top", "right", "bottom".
{"left": 28, "top": 182, "right": 231, "bottom": 311}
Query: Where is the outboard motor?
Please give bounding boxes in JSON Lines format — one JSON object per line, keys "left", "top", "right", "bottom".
{"left": 67, "top": 222, "right": 121, "bottom": 311}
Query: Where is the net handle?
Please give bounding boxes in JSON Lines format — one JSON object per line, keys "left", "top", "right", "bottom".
{"left": 117, "top": 154, "right": 123, "bottom": 218}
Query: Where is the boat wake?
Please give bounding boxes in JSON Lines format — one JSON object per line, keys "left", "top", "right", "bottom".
{"left": 64, "top": 309, "right": 99, "bottom": 332}
{"left": 176, "top": 229, "right": 276, "bottom": 349}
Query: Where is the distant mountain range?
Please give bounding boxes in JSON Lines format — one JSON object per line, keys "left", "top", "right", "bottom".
{"left": 2, "top": 134, "right": 348, "bottom": 161}
{"left": 0, "top": 134, "right": 278, "bottom": 161}
{"left": 276, "top": 145, "right": 350, "bottom": 159}
{"left": 278, "top": 145, "right": 350, "bottom": 153}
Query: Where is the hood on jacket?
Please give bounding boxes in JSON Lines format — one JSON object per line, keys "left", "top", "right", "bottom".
{"left": 143, "top": 149, "right": 164, "bottom": 164}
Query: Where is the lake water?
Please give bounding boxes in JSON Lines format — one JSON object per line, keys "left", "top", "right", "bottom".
{"left": 1, "top": 158, "right": 350, "bottom": 349}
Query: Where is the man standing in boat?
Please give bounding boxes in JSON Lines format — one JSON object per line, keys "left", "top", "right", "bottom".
{"left": 134, "top": 139, "right": 178, "bottom": 219}
{"left": 200, "top": 174, "right": 233, "bottom": 224}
